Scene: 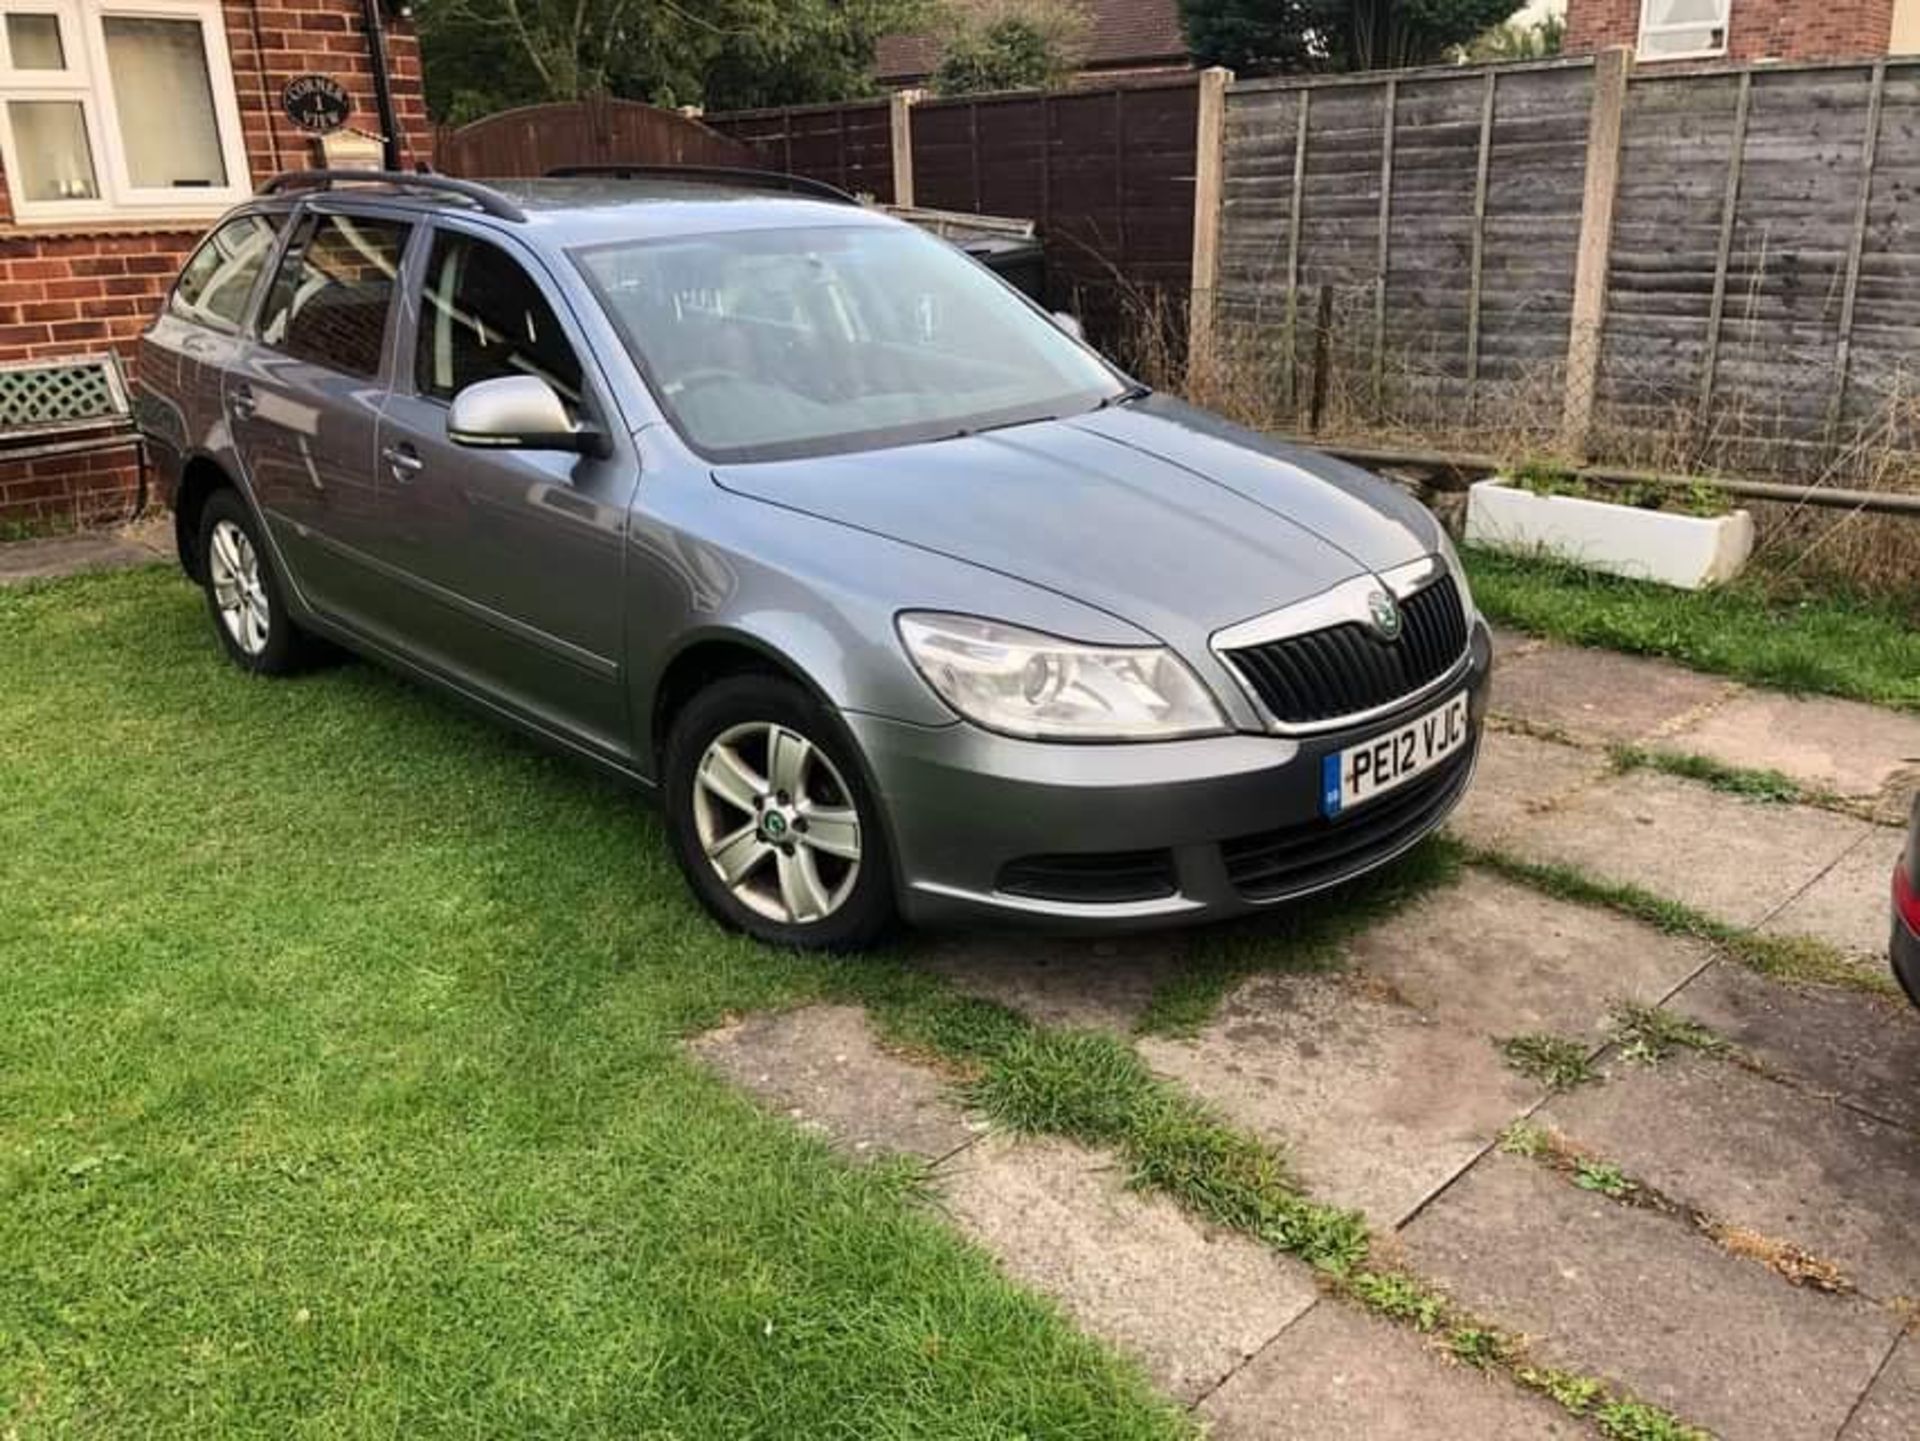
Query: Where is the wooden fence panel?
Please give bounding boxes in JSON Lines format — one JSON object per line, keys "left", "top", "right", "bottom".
{"left": 434, "top": 98, "right": 756, "bottom": 178}
{"left": 705, "top": 99, "right": 896, "bottom": 201}
{"left": 1216, "top": 62, "right": 1591, "bottom": 436}
{"left": 910, "top": 79, "right": 1201, "bottom": 349}
{"left": 1838, "top": 65, "right": 1920, "bottom": 453}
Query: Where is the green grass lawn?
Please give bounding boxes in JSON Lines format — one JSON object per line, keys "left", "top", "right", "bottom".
{"left": 1463, "top": 546, "right": 1920, "bottom": 710}
{"left": 0, "top": 568, "right": 1188, "bottom": 1440}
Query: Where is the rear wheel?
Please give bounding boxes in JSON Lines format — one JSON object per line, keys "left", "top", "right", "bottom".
{"left": 197, "top": 489, "right": 316, "bottom": 675}
{"left": 664, "top": 674, "right": 895, "bottom": 951}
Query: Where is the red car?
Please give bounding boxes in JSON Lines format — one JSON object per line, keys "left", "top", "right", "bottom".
{"left": 1896, "top": 793, "right": 1920, "bottom": 1006}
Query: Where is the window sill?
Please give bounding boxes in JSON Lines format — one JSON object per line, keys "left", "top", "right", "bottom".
{"left": 0, "top": 216, "right": 217, "bottom": 239}
{"left": 1636, "top": 45, "right": 1731, "bottom": 63}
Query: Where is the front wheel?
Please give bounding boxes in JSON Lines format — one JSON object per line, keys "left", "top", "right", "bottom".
{"left": 663, "top": 675, "right": 896, "bottom": 951}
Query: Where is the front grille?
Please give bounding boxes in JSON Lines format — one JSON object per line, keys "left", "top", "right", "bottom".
{"left": 997, "top": 849, "right": 1178, "bottom": 905}
{"left": 1225, "top": 573, "right": 1469, "bottom": 727}
{"left": 1221, "top": 743, "right": 1475, "bottom": 902}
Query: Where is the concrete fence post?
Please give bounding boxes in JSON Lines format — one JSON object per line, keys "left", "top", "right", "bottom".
{"left": 890, "top": 89, "right": 921, "bottom": 207}
{"left": 1560, "top": 46, "right": 1633, "bottom": 459}
{"left": 1187, "top": 67, "right": 1233, "bottom": 386}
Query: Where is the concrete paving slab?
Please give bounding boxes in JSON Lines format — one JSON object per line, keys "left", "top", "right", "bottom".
{"left": 690, "top": 1005, "right": 979, "bottom": 1162}
{"left": 1400, "top": 1154, "right": 1900, "bottom": 1441}
{"left": 1840, "top": 1335, "right": 1920, "bottom": 1441}
{"left": 937, "top": 1134, "right": 1319, "bottom": 1404}
{"left": 1761, "top": 830, "right": 1909, "bottom": 960}
{"left": 1541, "top": 1054, "right": 1920, "bottom": 1299}
{"left": 1140, "top": 973, "right": 1539, "bottom": 1227}
{"left": 916, "top": 932, "right": 1184, "bottom": 1032}
{"left": 0, "top": 515, "right": 173, "bottom": 584}
{"left": 1447, "top": 730, "right": 1608, "bottom": 850}
{"left": 1669, "top": 962, "right": 1920, "bottom": 1135}
{"left": 1666, "top": 692, "right": 1920, "bottom": 813}
{"left": 1342, "top": 870, "right": 1709, "bottom": 1043}
{"left": 1501, "top": 769, "right": 1875, "bottom": 930}
{"left": 1198, "top": 1299, "right": 1581, "bottom": 1440}
{"left": 1491, "top": 644, "right": 1739, "bottom": 745}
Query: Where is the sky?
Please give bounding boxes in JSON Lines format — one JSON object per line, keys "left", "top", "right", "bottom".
{"left": 1517, "top": 0, "right": 1568, "bottom": 20}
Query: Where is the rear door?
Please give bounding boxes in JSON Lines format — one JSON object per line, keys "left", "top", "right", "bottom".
{"left": 226, "top": 206, "right": 416, "bottom": 631}
{"left": 136, "top": 210, "right": 286, "bottom": 491}
{"left": 369, "top": 221, "right": 638, "bottom": 761}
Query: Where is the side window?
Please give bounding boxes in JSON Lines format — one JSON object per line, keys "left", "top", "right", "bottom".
{"left": 170, "top": 213, "right": 283, "bottom": 331}
{"left": 258, "top": 212, "right": 412, "bottom": 380}
{"left": 415, "top": 230, "right": 584, "bottom": 410}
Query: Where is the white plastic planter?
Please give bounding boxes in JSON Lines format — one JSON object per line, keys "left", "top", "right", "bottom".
{"left": 1465, "top": 477, "right": 1755, "bottom": 590}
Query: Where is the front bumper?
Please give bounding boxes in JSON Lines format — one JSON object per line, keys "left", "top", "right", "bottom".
{"left": 853, "top": 619, "right": 1494, "bottom": 929}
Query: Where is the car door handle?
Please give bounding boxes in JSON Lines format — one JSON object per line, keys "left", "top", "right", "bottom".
{"left": 382, "top": 443, "right": 424, "bottom": 482}
{"left": 228, "top": 384, "right": 257, "bottom": 420}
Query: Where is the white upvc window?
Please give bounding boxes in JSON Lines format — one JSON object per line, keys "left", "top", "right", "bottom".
{"left": 1638, "top": 0, "right": 1733, "bottom": 61}
{"left": 0, "top": 0, "right": 252, "bottom": 224}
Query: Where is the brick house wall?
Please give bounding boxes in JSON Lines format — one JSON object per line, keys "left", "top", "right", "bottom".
{"left": 1566, "top": 0, "right": 1896, "bottom": 62}
{"left": 0, "top": 0, "right": 431, "bottom": 530}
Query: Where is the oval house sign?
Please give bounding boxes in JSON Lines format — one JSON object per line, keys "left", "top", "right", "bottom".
{"left": 282, "top": 74, "right": 352, "bottom": 135}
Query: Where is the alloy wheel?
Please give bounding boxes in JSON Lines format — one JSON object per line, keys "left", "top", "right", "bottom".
{"left": 208, "top": 518, "right": 270, "bottom": 657}
{"left": 691, "top": 721, "right": 862, "bottom": 925}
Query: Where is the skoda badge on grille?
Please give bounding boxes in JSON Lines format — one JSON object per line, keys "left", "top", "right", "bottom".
{"left": 1367, "top": 588, "right": 1402, "bottom": 641}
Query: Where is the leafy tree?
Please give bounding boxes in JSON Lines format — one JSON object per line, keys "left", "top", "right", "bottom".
{"left": 1179, "top": 0, "right": 1527, "bottom": 76}
{"left": 416, "top": 0, "right": 926, "bottom": 123}
{"left": 930, "top": 0, "right": 1089, "bottom": 96}
{"left": 1455, "top": 12, "right": 1564, "bottom": 62}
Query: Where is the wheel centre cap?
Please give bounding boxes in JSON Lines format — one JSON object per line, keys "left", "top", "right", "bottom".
{"left": 759, "top": 807, "right": 792, "bottom": 842}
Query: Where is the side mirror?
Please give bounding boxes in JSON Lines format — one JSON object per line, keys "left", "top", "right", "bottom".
{"left": 1052, "top": 311, "right": 1085, "bottom": 342}
{"left": 448, "top": 376, "right": 603, "bottom": 455}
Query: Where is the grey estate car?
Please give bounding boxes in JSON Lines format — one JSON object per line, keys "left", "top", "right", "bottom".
{"left": 135, "top": 168, "right": 1493, "bottom": 950}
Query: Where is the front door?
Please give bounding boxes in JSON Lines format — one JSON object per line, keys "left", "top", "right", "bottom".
{"left": 226, "top": 208, "right": 416, "bottom": 632}
{"left": 370, "top": 223, "right": 637, "bottom": 762}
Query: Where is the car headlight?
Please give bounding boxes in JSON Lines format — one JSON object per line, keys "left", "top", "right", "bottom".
{"left": 897, "top": 612, "right": 1228, "bottom": 741}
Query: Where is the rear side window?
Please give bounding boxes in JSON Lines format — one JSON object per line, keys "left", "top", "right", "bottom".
{"left": 258, "top": 213, "right": 412, "bottom": 380}
{"left": 415, "top": 231, "right": 583, "bottom": 408}
{"left": 170, "top": 214, "right": 282, "bottom": 331}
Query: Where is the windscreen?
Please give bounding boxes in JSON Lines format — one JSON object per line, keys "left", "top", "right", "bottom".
{"left": 573, "top": 224, "right": 1123, "bottom": 462}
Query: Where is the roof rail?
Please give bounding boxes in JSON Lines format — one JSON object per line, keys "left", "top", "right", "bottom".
{"left": 257, "top": 170, "right": 527, "bottom": 222}
{"left": 544, "top": 164, "right": 858, "bottom": 205}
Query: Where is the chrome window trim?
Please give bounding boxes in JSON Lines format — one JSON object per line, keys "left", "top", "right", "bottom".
{"left": 1209, "top": 553, "right": 1471, "bottom": 738}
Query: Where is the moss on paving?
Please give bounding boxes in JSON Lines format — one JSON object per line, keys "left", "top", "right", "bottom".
{"left": 1463, "top": 545, "right": 1920, "bottom": 711}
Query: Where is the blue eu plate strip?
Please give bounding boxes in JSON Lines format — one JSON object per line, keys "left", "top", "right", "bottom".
{"left": 1322, "top": 752, "right": 1343, "bottom": 819}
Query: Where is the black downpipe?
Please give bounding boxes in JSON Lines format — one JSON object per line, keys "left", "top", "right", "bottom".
{"left": 360, "top": 0, "right": 402, "bottom": 172}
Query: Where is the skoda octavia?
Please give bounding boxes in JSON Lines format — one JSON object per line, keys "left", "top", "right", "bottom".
{"left": 136, "top": 169, "right": 1492, "bottom": 950}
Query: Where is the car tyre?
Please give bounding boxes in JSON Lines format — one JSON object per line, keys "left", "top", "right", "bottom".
{"left": 664, "top": 674, "right": 896, "bottom": 951}
{"left": 197, "top": 488, "right": 318, "bottom": 675}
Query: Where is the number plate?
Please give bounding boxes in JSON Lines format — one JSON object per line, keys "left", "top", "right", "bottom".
{"left": 1321, "top": 692, "right": 1470, "bottom": 819}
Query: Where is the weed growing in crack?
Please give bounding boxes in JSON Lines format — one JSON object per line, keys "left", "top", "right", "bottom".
{"left": 1498, "top": 1033, "right": 1598, "bottom": 1088}
{"left": 1607, "top": 745, "right": 1807, "bottom": 805}
{"left": 1497, "top": 1120, "right": 1553, "bottom": 1158}
{"left": 1520, "top": 1367, "right": 1605, "bottom": 1413}
{"left": 1463, "top": 846, "right": 1902, "bottom": 1000}
{"left": 1608, "top": 1003, "right": 1728, "bottom": 1066}
{"left": 1346, "top": 1270, "right": 1447, "bottom": 1331}
{"left": 1448, "top": 1327, "right": 1508, "bottom": 1368}
{"left": 1574, "top": 1160, "right": 1635, "bottom": 1198}
{"left": 1594, "top": 1399, "right": 1713, "bottom": 1441}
